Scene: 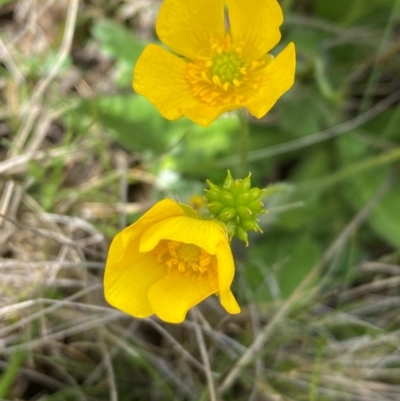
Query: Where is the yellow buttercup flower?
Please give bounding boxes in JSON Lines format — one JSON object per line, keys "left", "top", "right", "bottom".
{"left": 133, "top": 0, "right": 296, "bottom": 127}
{"left": 104, "top": 199, "right": 240, "bottom": 323}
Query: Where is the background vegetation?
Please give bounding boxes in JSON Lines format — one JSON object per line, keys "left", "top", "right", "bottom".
{"left": 1, "top": 0, "right": 400, "bottom": 400}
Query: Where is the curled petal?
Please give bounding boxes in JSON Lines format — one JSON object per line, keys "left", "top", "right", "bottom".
{"left": 220, "top": 289, "right": 241, "bottom": 314}
{"left": 215, "top": 240, "right": 235, "bottom": 293}
{"left": 139, "top": 216, "right": 228, "bottom": 255}
{"left": 148, "top": 274, "right": 218, "bottom": 323}
{"left": 215, "top": 240, "right": 240, "bottom": 314}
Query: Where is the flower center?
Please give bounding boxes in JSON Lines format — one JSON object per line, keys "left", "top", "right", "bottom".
{"left": 153, "top": 240, "right": 217, "bottom": 280}
{"left": 210, "top": 52, "right": 243, "bottom": 85}
{"left": 185, "top": 34, "right": 271, "bottom": 106}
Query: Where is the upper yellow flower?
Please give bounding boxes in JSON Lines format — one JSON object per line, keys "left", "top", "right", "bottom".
{"left": 133, "top": 0, "right": 296, "bottom": 127}
{"left": 104, "top": 199, "right": 240, "bottom": 323}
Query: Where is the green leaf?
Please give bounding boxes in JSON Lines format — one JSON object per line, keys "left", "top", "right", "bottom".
{"left": 92, "top": 19, "right": 145, "bottom": 66}
{"left": 249, "top": 234, "right": 321, "bottom": 300}
{"left": 171, "top": 118, "right": 239, "bottom": 176}
{"left": 363, "top": 106, "right": 400, "bottom": 141}
{"left": 313, "top": 0, "right": 398, "bottom": 23}
{"left": 279, "top": 235, "right": 321, "bottom": 298}
{"left": 285, "top": 27, "right": 328, "bottom": 59}
{"left": 78, "top": 95, "right": 188, "bottom": 154}
{"left": 345, "top": 169, "right": 400, "bottom": 248}
{"left": 279, "top": 94, "right": 322, "bottom": 138}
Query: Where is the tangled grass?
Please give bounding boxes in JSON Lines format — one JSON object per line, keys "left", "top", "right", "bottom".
{"left": 1, "top": 1, "right": 400, "bottom": 400}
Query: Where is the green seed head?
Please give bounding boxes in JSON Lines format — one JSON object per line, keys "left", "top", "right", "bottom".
{"left": 205, "top": 171, "right": 266, "bottom": 245}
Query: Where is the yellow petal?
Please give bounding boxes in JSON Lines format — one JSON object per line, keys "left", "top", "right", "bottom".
{"left": 226, "top": 0, "right": 283, "bottom": 60}
{"left": 245, "top": 42, "right": 296, "bottom": 118}
{"left": 133, "top": 44, "right": 238, "bottom": 127}
{"left": 117, "top": 199, "right": 186, "bottom": 262}
{"left": 215, "top": 240, "right": 240, "bottom": 314}
{"left": 148, "top": 275, "right": 218, "bottom": 323}
{"left": 184, "top": 102, "right": 240, "bottom": 128}
{"left": 104, "top": 241, "right": 167, "bottom": 317}
{"left": 220, "top": 289, "right": 241, "bottom": 314}
{"left": 139, "top": 216, "right": 227, "bottom": 255}
{"left": 104, "top": 199, "right": 186, "bottom": 316}
{"left": 215, "top": 240, "right": 235, "bottom": 292}
{"left": 156, "top": 0, "right": 225, "bottom": 60}
{"left": 133, "top": 44, "right": 189, "bottom": 121}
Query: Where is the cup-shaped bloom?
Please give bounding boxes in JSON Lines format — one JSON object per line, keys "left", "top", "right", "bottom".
{"left": 104, "top": 199, "right": 240, "bottom": 323}
{"left": 133, "top": 0, "right": 296, "bottom": 127}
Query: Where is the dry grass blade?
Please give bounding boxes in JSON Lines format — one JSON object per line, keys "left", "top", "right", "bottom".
{"left": 21, "top": 0, "right": 79, "bottom": 112}
{"left": 100, "top": 340, "right": 118, "bottom": 401}
{"left": 1, "top": 0, "right": 400, "bottom": 399}
{"left": 191, "top": 309, "right": 218, "bottom": 401}
{"left": 2, "top": 311, "right": 123, "bottom": 356}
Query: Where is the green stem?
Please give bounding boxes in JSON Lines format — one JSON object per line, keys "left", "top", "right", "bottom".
{"left": 238, "top": 108, "right": 249, "bottom": 175}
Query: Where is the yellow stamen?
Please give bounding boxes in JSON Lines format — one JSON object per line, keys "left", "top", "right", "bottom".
{"left": 186, "top": 33, "right": 270, "bottom": 106}
{"left": 153, "top": 240, "right": 218, "bottom": 281}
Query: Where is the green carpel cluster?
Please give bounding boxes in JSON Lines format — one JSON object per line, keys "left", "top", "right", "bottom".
{"left": 210, "top": 52, "right": 243, "bottom": 84}
{"left": 205, "top": 171, "right": 266, "bottom": 245}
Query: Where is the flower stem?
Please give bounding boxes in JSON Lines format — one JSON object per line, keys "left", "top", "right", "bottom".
{"left": 238, "top": 108, "right": 249, "bottom": 175}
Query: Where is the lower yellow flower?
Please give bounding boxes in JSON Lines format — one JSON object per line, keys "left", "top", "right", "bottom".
{"left": 104, "top": 199, "right": 240, "bottom": 323}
